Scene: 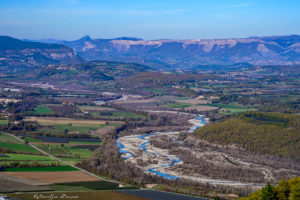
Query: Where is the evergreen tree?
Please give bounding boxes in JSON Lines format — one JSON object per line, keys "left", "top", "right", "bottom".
{"left": 291, "top": 183, "right": 300, "bottom": 200}
{"left": 260, "top": 183, "right": 277, "bottom": 200}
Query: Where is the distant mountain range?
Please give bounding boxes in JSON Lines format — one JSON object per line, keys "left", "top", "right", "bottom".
{"left": 0, "top": 36, "right": 83, "bottom": 72}
{"left": 1, "top": 35, "right": 300, "bottom": 71}
{"left": 30, "top": 34, "right": 300, "bottom": 69}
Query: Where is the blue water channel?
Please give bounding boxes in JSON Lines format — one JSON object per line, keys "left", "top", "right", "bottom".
{"left": 117, "top": 115, "right": 207, "bottom": 179}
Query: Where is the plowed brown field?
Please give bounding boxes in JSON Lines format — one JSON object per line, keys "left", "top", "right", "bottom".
{"left": 2, "top": 171, "right": 99, "bottom": 184}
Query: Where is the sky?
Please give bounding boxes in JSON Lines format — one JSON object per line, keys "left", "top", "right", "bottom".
{"left": 0, "top": 0, "right": 299, "bottom": 40}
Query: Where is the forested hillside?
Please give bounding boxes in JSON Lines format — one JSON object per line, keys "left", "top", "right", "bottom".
{"left": 194, "top": 112, "right": 300, "bottom": 160}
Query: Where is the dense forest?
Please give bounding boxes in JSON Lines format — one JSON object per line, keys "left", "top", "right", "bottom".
{"left": 194, "top": 112, "right": 300, "bottom": 161}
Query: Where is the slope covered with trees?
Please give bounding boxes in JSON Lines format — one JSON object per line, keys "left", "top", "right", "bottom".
{"left": 194, "top": 112, "right": 300, "bottom": 160}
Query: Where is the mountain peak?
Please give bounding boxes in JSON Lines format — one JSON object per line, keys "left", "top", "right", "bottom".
{"left": 78, "top": 35, "right": 92, "bottom": 42}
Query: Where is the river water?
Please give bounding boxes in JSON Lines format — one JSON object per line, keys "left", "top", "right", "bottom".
{"left": 116, "top": 115, "right": 208, "bottom": 179}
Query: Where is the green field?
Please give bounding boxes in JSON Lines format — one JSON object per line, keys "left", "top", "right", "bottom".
{"left": 220, "top": 108, "right": 257, "bottom": 114}
{"left": 144, "top": 88, "right": 167, "bottom": 94}
{"left": 0, "top": 119, "right": 8, "bottom": 125}
{"left": 2, "top": 166, "right": 78, "bottom": 172}
{"left": 163, "top": 102, "right": 191, "bottom": 108}
{"left": 22, "top": 136, "right": 42, "bottom": 142}
{"left": 0, "top": 153, "right": 54, "bottom": 161}
{"left": 111, "top": 111, "right": 147, "bottom": 119}
{"left": 0, "top": 133, "right": 23, "bottom": 143}
{"left": 41, "top": 123, "right": 107, "bottom": 134}
{"left": 92, "top": 111, "right": 147, "bottom": 119}
{"left": 0, "top": 141, "right": 40, "bottom": 153}
{"left": 68, "top": 141, "right": 101, "bottom": 145}
{"left": 33, "top": 105, "right": 53, "bottom": 114}
{"left": 200, "top": 103, "right": 257, "bottom": 114}
{"left": 36, "top": 144, "right": 94, "bottom": 161}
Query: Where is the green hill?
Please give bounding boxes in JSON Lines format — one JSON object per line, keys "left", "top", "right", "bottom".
{"left": 12, "top": 61, "right": 152, "bottom": 83}
{"left": 194, "top": 112, "right": 300, "bottom": 160}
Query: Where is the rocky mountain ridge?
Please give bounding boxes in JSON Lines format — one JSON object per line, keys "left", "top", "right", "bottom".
{"left": 0, "top": 36, "right": 83, "bottom": 72}
{"left": 51, "top": 35, "right": 300, "bottom": 69}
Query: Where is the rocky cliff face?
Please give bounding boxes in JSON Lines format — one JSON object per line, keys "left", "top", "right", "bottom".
{"left": 59, "top": 35, "right": 300, "bottom": 69}
{"left": 0, "top": 36, "right": 83, "bottom": 72}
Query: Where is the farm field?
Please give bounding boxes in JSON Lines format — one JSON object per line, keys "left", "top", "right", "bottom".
{"left": 79, "top": 105, "right": 116, "bottom": 111}
{"left": 2, "top": 166, "right": 76, "bottom": 172}
{"left": 24, "top": 117, "right": 110, "bottom": 125}
{"left": 199, "top": 103, "right": 257, "bottom": 114}
{"left": 184, "top": 105, "right": 219, "bottom": 112}
{"left": 2, "top": 171, "right": 99, "bottom": 184}
{"left": 40, "top": 123, "right": 108, "bottom": 134}
{"left": 0, "top": 133, "right": 79, "bottom": 171}
{"left": 35, "top": 143, "right": 96, "bottom": 164}
{"left": 0, "top": 133, "right": 23, "bottom": 143}
{"left": 92, "top": 110, "right": 148, "bottom": 119}
{"left": 0, "top": 133, "right": 41, "bottom": 154}
{"left": 0, "top": 173, "right": 51, "bottom": 193}
{"left": 0, "top": 119, "right": 8, "bottom": 125}
{"left": 0, "top": 153, "right": 55, "bottom": 161}
{"left": 163, "top": 102, "right": 192, "bottom": 108}
{"left": 24, "top": 116, "right": 122, "bottom": 136}
{"left": 0, "top": 141, "right": 40, "bottom": 153}
{"left": 32, "top": 105, "right": 53, "bottom": 114}
{"left": 174, "top": 98, "right": 209, "bottom": 105}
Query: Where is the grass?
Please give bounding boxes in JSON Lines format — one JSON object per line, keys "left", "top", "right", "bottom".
{"left": 220, "top": 108, "right": 257, "bottom": 114}
{"left": 22, "top": 137, "right": 42, "bottom": 142}
{"left": 41, "top": 123, "right": 107, "bottom": 134}
{"left": 0, "top": 119, "right": 8, "bottom": 125}
{"left": 144, "top": 88, "right": 167, "bottom": 94}
{"left": 67, "top": 146, "right": 93, "bottom": 158}
{"left": 111, "top": 111, "right": 147, "bottom": 119}
{"left": 163, "top": 102, "right": 191, "bottom": 108}
{"left": 36, "top": 144, "right": 93, "bottom": 160}
{"left": 200, "top": 103, "right": 257, "bottom": 114}
{"left": 0, "top": 141, "right": 40, "bottom": 153}
{"left": 92, "top": 111, "right": 147, "bottom": 119}
{"left": 33, "top": 105, "right": 53, "bottom": 114}
{"left": 0, "top": 153, "right": 54, "bottom": 161}
{"left": 173, "top": 96, "right": 190, "bottom": 100}
{"left": 0, "top": 160, "right": 64, "bottom": 165}
{"left": 2, "top": 166, "right": 78, "bottom": 172}
{"left": 0, "top": 133, "right": 23, "bottom": 143}
{"left": 68, "top": 141, "right": 101, "bottom": 145}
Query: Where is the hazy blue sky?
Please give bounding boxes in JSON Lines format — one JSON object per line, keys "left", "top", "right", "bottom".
{"left": 0, "top": 0, "right": 299, "bottom": 40}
